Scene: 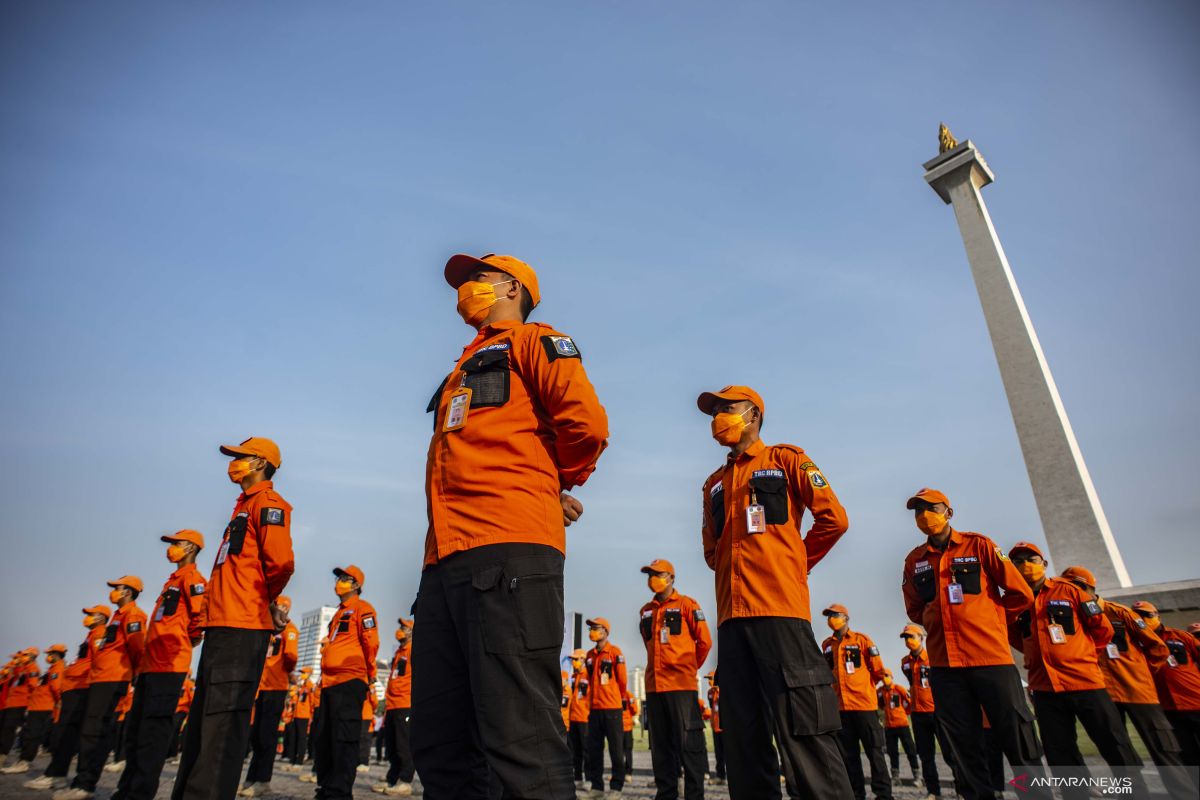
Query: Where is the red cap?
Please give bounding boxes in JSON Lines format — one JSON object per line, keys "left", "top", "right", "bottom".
{"left": 1131, "top": 600, "right": 1159, "bottom": 615}
{"left": 906, "top": 488, "right": 950, "bottom": 509}
{"left": 445, "top": 253, "right": 541, "bottom": 307}
{"left": 822, "top": 603, "right": 849, "bottom": 617}
{"left": 1008, "top": 541, "right": 1045, "bottom": 560}
{"left": 585, "top": 617, "right": 611, "bottom": 633}
{"left": 220, "top": 436, "right": 282, "bottom": 468}
{"left": 1060, "top": 566, "right": 1096, "bottom": 588}
{"left": 640, "top": 559, "right": 675, "bottom": 576}
{"left": 107, "top": 575, "right": 144, "bottom": 593}
{"left": 900, "top": 624, "right": 925, "bottom": 638}
{"left": 161, "top": 529, "right": 205, "bottom": 549}
{"left": 333, "top": 565, "right": 365, "bottom": 586}
{"left": 697, "top": 385, "right": 765, "bottom": 416}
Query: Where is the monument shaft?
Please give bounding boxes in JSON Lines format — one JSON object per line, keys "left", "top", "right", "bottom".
{"left": 924, "top": 141, "right": 1131, "bottom": 590}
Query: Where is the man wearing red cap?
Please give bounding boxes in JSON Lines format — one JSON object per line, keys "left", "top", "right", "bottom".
{"left": 1061, "top": 568, "right": 1195, "bottom": 798}
{"left": 414, "top": 253, "right": 609, "bottom": 800}
{"left": 27, "top": 608, "right": 109, "bottom": 791}
{"left": 240, "top": 593, "right": 299, "bottom": 796}
{"left": 113, "top": 532, "right": 207, "bottom": 800}
{"left": 637, "top": 558, "right": 712, "bottom": 800}
{"left": 56, "top": 577, "right": 146, "bottom": 800}
{"left": 377, "top": 618, "right": 415, "bottom": 796}
{"left": 1132, "top": 600, "right": 1200, "bottom": 767}
{"left": 821, "top": 604, "right": 891, "bottom": 800}
{"left": 900, "top": 489, "right": 1042, "bottom": 800}
{"left": 583, "top": 617, "right": 631, "bottom": 798}
{"left": 173, "top": 437, "right": 294, "bottom": 800}
{"left": 696, "top": 384, "right": 852, "bottom": 800}
{"left": 314, "top": 565, "right": 379, "bottom": 798}
{"left": 1, "top": 645, "right": 65, "bottom": 774}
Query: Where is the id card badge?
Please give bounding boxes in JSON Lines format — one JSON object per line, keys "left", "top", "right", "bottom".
{"left": 947, "top": 583, "right": 964, "bottom": 605}
{"left": 444, "top": 386, "right": 473, "bottom": 432}
{"left": 746, "top": 504, "right": 766, "bottom": 534}
{"left": 1048, "top": 624, "right": 1066, "bottom": 644}
{"left": 1105, "top": 643, "right": 1120, "bottom": 659}
{"left": 1167, "top": 655, "right": 1179, "bottom": 668}
{"left": 600, "top": 672, "right": 610, "bottom": 685}
{"left": 153, "top": 605, "right": 165, "bottom": 622}
{"left": 845, "top": 660, "right": 856, "bottom": 675}
{"left": 659, "top": 627, "right": 669, "bottom": 644}
{"left": 215, "top": 539, "right": 230, "bottom": 566}
{"left": 921, "top": 676, "right": 930, "bottom": 689}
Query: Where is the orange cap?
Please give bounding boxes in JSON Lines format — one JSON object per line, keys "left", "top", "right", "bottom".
{"left": 1061, "top": 566, "right": 1096, "bottom": 588}
{"left": 275, "top": 595, "right": 292, "bottom": 612}
{"left": 880, "top": 668, "right": 893, "bottom": 677}
{"left": 696, "top": 385, "right": 765, "bottom": 416}
{"left": 640, "top": 559, "right": 676, "bottom": 576}
{"left": 107, "top": 575, "right": 144, "bottom": 593}
{"left": 220, "top": 436, "right": 282, "bottom": 468}
{"left": 906, "top": 488, "right": 950, "bottom": 509}
{"left": 46, "top": 644, "right": 68, "bottom": 655}
{"left": 161, "top": 529, "right": 205, "bottom": 549}
{"left": 445, "top": 253, "right": 541, "bottom": 308}
{"left": 585, "top": 617, "right": 611, "bottom": 633}
{"left": 396, "top": 617, "right": 414, "bottom": 629}
{"left": 1008, "top": 541, "right": 1045, "bottom": 560}
{"left": 822, "top": 603, "right": 849, "bottom": 617}
{"left": 706, "top": 670, "right": 716, "bottom": 679}
{"left": 899, "top": 624, "right": 925, "bottom": 638}
{"left": 1131, "top": 600, "right": 1159, "bottom": 615}
{"left": 333, "top": 565, "right": 365, "bottom": 586}
{"left": 82, "top": 604, "right": 112, "bottom": 618}
{"left": 22, "top": 647, "right": 39, "bottom": 657}
{"left": 570, "top": 649, "right": 586, "bottom": 659}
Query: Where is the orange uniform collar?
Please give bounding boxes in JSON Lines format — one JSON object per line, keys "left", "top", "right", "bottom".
{"left": 917, "top": 526, "right": 962, "bottom": 555}
{"left": 238, "top": 479, "right": 274, "bottom": 501}
{"left": 727, "top": 439, "right": 766, "bottom": 464}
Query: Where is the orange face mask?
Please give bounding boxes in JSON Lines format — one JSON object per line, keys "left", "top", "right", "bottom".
{"left": 915, "top": 510, "right": 947, "bottom": 536}
{"left": 588, "top": 628, "right": 604, "bottom": 642}
{"left": 83, "top": 615, "right": 95, "bottom": 628}
{"left": 1018, "top": 562, "right": 1045, "bottom": 583}
{"left": 167, "top": 544, "right": 187, "bottom": 563}
{"left": 228, "top": 458, "right": 256, "bottom": 484}
{"left": 826, "top": 616, "right": 846, "bottom": 632}
{"left": 456, "top": 280, "right": 509, "bottom": 327}
{"left": 883, "top": 676, "right": 893, "bottom": 687}
{"left": 395, "top": 629, "right": 407, "bottom": 642}
{"left": 903, "top": 636, "right": 922, "bottom": 652}
{"left": 711, "top": 409, "right": 751, "bottom": 446}
{"left": 335, "top": 579, "right": 354, "bottom": 597}
{"left": 109, "top": 589, "right": 124, "bottom": 604}
{"left": 648, "top": 575, "right": 670, "bottom": 594}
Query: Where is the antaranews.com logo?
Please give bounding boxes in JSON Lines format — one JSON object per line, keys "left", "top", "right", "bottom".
{"left": 1009, "top": 773, "right": 1134, "bottom": 795}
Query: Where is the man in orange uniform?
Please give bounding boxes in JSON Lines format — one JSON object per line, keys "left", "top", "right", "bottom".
{"left": 705, "top": 672, "right": 724, "bottom": 786}
{"left": 821, "top": 604, "right": 890, "bottom": 800}
{"left": 637, "top": 558, "right": 712, "bottom": 800}
{"left": 241, "top": 593, "right": 299, "bottom": 795}
{"left": 314, "top": 565, "right": 379, "bottom": 798}
{"left": 1061, "top": 569, "right": 1195, "bottom": 799}
{"left": 583, "top": 617, "right": 631, "bottom": 798}
{"left": 2, "top": 646, "right": 62, "bottom": 773}
{"left": 287, "top": 667, "right": 315, "bottom": 769}
{"left": 112, "top": 531, "right": 206, "bottom": 800}
{"left": 377, "top": 618, "right": 414, "bottom": 796}
{"left": 168, "top": 674, "right": 193, "bottom": 764}
{"left": 173, "top": 436, "right": 294, "bottom": 800}
{"left": 901, "top": 489, "right": 1042, "bottom": 800}
{"left": 621, "top": 696, "right": 638, "bottom": 786}
{"left": 56, "top": 577, "right": 147, "bottom": 800}
{"left": 898, "top": 624, "right": 952, "bottom": 800}
{"left": 1007, "top": 545, "right": 1144, "bottom": 799}
{"left": 568, "top": 649, "right": 591, "bottom": 789}
{"left": 1133, "top": 600, "right": 1200, "bottom": 766}
{"left": 0, "top": 648, "right": 40, "bottom": 765}
{"left": 698, "top": 385, "right": 852, "bottom": 800}
{"left": 414, "top": 252, "right": 609, "bottom": 800}
{"left": 29, "top": 608, "right": 108, "bottom": 791}
{"left": 877, "top": 670, "right": 918, "bottom": 782}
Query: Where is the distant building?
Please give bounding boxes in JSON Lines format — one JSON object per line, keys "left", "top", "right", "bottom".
{"left": 297, "top": 605, "right": 337, "bottom": 681}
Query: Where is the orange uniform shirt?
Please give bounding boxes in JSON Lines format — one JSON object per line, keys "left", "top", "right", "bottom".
{"left": 293, "top": 680, "right": 315, "bottom": 720}
{"left": 1010, "top": 577, "right": 1111, "bottom": 693}
{"left": 362, "top": 685, "right": 377, "bottom": 720}
{"left": 822, "top": 629, "right": 886, "bottom": 712}
{"left": 1098, "top": 601, "right": 1169, "bottom": 705}
{"left": 116, "top": 683, "right": 134, "bottom": 717}
{"left": 205, "top": 480, "right": 294, "bottom": 630}
{"left": 899, "top": 649, "right": 935, "bottom": 713}
{"left": 878, "top": 684, "right": 912, "bottom": 728}
{"left": 1154, "top": 624, "right": 1200, "bottom": 712}
{"left": 702, "top": 442, "right": 849, "bottom": 624}
{"left": 585, "top": 643, "right": 630, "bottom": 712}
{"left": 902, "top": 529, "right": 1033, "bottom": 668}
{"left": 707, "top": 685, "right": 721, "bottom": 733}
{"left": 259, "top": 621, "right": 299, "bottom": 691}
{"left": 622, "top": 697, "right": 638, "bottom": 732}
{"left": 568, "top": 670, "right": 590, "bottom": 724}
{"left": 282, "top": 690, "right": 296, "bottom": 724}
{"left": 176, "top": 677, "right": 195, "bottom": 714}
{"left": 384, "top": 640, "right": 412, "bottom": 711}
{"left": 62, "top": 634, "right": 99, "bottom": 693}
{"left": 638, "top": 589, "right": 712, "bottom": 693}
{"left": 28, "top": 661, "right": 64, "bottom": 713}
{"left": 321, "top": 595, "right": 380, "bottom": 688}
{"left": 560, "top": 671, "right": 571, "bottom": 729}
{"left": 90, "top": 602, "right": 148, "bottom": 683}
{"left": 143, "top": 563, "right": 207, "bottom": 674}
{"left": 424, "top": 320, "right": 609, "bottom": 566}
{"left": 4, "top": 661, "right": 40, "bottom": 708}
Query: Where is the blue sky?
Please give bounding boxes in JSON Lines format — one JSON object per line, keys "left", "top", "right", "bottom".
{"left": 2, "top": 1, "right": 1197, "bottom": 677}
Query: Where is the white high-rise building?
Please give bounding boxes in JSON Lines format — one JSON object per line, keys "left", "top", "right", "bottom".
{"left": 297, "top": 605, "right": 337, "bottom": 681}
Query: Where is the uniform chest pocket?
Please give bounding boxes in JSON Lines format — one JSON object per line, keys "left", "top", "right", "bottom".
{"left": 951, "top": 561, "right": 982, "bottom": 594}
{"left": 1016, "top": 610, "right": 1033, "bottom": 639}
{"left": 600, "top": 660, "right": 613, "bottom": 678}
{"left": 664, "top": 609, "right": 683, "bottom": 636}
{"left": 426, "top": 375, "right": 450, "bottom": 431}
{"left": 1047, "top": 604, "right": 1077, "bottom": 635}
{"left": 161, "top": 587, "right": 182, "bottom": 617}
{"left": 911, "top": 569, "right": 936, "bottom": 603}
{"left": 77, "top": 642, "right": 89, "bottom": 659}
{"left": 1167, "top": 640, "right": 1189, "bottom": 665}
{"left": 396, "top": 656, "right": 408, "bottom": 676}
{"left": 337, "top": 620, "right": 351, "bottom": 633}
{"left": 901, "top": 663, "right": 912, "bottom": 681}
{"left": 709, "top": 488, "right": 726, "bottom": 540}
{"left": 748, "top": 475, "right": 789, "bottom": 525}
{"left": 225, "top": 514, "right": 249, "bottom": 555}
{"left": 105, "top": 624, "right": 119, "bottom": 644}
{"left": 639, "top": 616, "right": 653, "bottom": 642}
{"left": 1111, "top": 620, "right": 1129, "bottom": 652}
{"left": 269, "top": 635, "right": 282, "bottom": 656}
{"left": 460, "top": 349, "right": 510, "bottom": 407}
{"left": 890, "top": 695, "right": 900, "bottom": 709}
{"left": 845, "top": 647, "right": 862, "bottom": 667}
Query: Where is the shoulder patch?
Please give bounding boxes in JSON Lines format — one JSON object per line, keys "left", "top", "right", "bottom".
{"left": 995, "top": 546, "right": 1009, "bottom": 561}
{"left": 287, "top": 631, "right": 298, "bottom": 640}
{"left": 616, "top": 655, "right": 625, "bottom": 664}
{"left": 261, "top": 507, "right": 286, "bottom": 526}
{"left": 868, "top": 646, "right": 880, "bottom": 657}
{"left": 541, "top": 334, "right": 581, "bottom": 361}
{"left": 190, "top": 583, "right": 205, "bottom": 596}
{"left": 1082, "top": 601, "right": 1102, "bottom": 618}
{"left": 808, "top": 471, "right": 829, "bottom": 489}
{"left": 694, "top": 610, "right": 705, "bottom": 622}
{"left": 1134, "top": 618, "right": 1146, "bottom": 629}
{"left": 126, "top": 621, "right": 142, "bottom": 633}
{"left": 362, "top": 615, "right": 376, "bottom": 629}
